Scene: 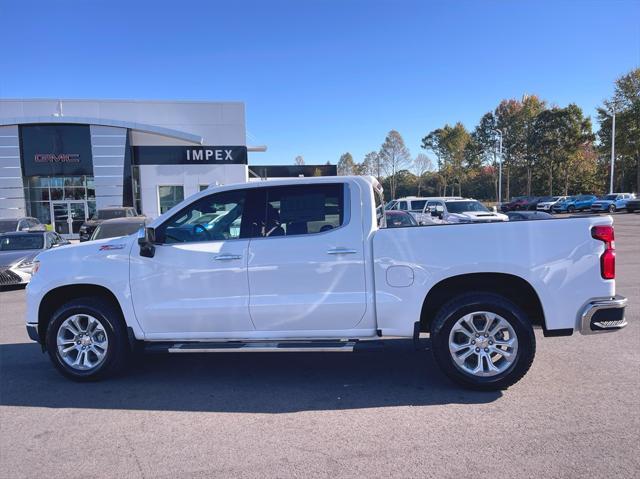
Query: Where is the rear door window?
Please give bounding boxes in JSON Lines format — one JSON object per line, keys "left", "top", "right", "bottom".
{"left": 259, "top": 184, "right": 344, "bottom": 237}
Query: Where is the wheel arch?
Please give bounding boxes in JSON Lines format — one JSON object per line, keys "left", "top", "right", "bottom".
{"left": 419, "top": 273, "right": 546, "bottom": 333}
{"left": 37, "top": 284, "right": 127, "bottom": 347}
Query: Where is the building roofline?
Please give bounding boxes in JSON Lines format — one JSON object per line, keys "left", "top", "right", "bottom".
{"left": 0, "top": 116, "right": 204, "bottom": 144}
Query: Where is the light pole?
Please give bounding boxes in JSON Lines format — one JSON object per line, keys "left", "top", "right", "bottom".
{"left": 492, "top": 129, "right": 503, "bottom": 204}
{"left": 609, "top": 103, "right": 619, "bottom": 194}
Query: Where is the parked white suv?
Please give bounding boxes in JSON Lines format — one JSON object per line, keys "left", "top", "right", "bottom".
{"left": 537, "top": 196, "right": 569, "bottom": 212}
{"left": 25, "top": 176, "right": 627, "bottom": 390}
{"left": 417, "top": 199, "right": 508, "bottom": 224}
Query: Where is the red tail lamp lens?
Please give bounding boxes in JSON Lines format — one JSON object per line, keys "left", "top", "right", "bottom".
{"left": 591, "top": 225, "right": 615, "bottom": 279}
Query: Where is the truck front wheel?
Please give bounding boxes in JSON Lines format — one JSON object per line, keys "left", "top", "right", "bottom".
{"left": 45, "top": 297, "right": 129, "bottom": 381}
{"left": 430, "top": 293, "right": 536, "bottom": 390}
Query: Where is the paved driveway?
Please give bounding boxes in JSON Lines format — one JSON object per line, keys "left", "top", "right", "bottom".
{"left": 1, "top": 214, "right": 639, "bottom": 478}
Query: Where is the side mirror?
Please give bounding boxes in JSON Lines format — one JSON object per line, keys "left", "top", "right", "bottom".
{"left": 138, "top": 227, "right": 156, "bottom": 258}
{"left": 492, "top": 206, "right": 497, "bottom": 213}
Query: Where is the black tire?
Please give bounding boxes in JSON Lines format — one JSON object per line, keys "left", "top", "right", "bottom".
{"left": 567, "top": 205, "right": 575, "bottom": 213}
{"left": 45, "top": 297, "right": 129, "bottom": 381}
{"left": 608, "top": 204, "right": 616, "bottom": 213}
{"left": 430, "top": 293, "right": 536, "bottom": 391}
{"left": 628, "top": 208, "right": 636, "bottom": 213}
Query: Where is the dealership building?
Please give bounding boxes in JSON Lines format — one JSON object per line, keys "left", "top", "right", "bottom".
{"left": 0, "top": 99, "right": 335, "bottom": 238}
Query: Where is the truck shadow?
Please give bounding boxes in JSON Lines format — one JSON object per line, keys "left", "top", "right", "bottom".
{"left": 0, "top": 339, "right": 501, "bottom": 413}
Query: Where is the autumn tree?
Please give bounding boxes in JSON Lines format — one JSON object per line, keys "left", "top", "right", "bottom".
{"left": 337, "top": 152, "right": 356, "bottom": 175}
{"left": 379, "top": 130, "right": 411, "bottom": 199}
{"left": 413, "top": 153, "right": 433, "bottom": 195}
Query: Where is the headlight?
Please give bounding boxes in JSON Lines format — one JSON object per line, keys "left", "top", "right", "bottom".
{"left": 16, "top": 259, "right": 36, "bottom": 273}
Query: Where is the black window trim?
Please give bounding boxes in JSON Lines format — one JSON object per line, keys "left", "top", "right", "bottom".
{"left": 154, "top": 182, "right": 351, "bottom": 245}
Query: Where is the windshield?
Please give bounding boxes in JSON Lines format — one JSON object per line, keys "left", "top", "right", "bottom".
{"left": 603, "top": 194, "right": 618, "bottom": 200}
{"left": 0, "top": 220, "right": 18, "bottom": 233}
{"left": 0, "top": 234, "right": 44, "bottom": 251}
{"left": 92, "top": 222, "right": 145, "bottom": 240}
{"left": 445, "top": 201, "right": 489, "bottom": 214}
{"left": 96, "top": 209, "right": 127, "bottom": 220}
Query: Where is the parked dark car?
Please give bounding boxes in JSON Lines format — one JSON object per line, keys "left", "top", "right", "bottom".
{"left": 79, "top": 207, "right": 142, "bottom": 241}
{"left": 385, "top": 210, "right": 418, "bottom": 227}
{"left": 626, "top": 197, "right": 640, "bottom": 213}
{"left": 90, "top": 217, "right": 147, "bottom": 241}
{"left": 500, "top": 196, "right": 530, "bottom": 212}
{"left": 506, "top": 211, "right": 553, "bottom": 221}
{"left": 0, "top": 217, "right": 45, "bottom": 233}
{"left": 0, "top": 231, "right": 69, "bottom": 286}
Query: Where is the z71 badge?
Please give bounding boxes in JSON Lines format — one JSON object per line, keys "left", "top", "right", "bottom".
{"left": 99, "top": 244, "right": 126, "bottom": 251}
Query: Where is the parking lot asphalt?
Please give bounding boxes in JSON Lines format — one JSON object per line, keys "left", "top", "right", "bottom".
{"left": 1, "top": 214, "right": 639, "bottom": 478}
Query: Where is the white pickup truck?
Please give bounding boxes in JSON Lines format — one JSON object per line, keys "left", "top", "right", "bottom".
{"left": 25, "top": 176, "right": 627, "bottom": 390}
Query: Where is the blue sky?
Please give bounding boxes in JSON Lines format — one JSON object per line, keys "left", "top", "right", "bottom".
{"left": 0, "top": 0, "right": 638, "bottom": 166}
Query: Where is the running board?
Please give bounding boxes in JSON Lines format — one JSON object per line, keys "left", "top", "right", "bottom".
{"left": 162, "top": 340, "right": 356, "bottom": 354}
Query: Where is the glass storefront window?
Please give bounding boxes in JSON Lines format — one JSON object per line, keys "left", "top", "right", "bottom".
{"left": 64, "top": 187, "right": 86, "bottom": 200}
{"left": 158, "top": 185, "right": 184, "bottom": 214}
{"left": 24, "top": 176, "right": 94, "bottom": 226}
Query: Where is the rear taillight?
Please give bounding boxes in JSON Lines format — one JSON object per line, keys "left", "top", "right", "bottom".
{"left": 591, "top": 225, "right": 615, "bottom": 279}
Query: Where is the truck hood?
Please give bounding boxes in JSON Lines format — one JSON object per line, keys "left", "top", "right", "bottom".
{"left": 447, "top": 211, "right": 508, "bottom": 222}
{"left": 36, "top": 235, "right": 134, "bottom": 264}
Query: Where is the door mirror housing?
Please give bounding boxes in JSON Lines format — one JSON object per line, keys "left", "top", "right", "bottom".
{"left": 138, "top": 227, "right": 156, "bottom": 258}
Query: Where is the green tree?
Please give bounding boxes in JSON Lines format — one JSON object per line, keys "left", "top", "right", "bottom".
{"left": 421, "top": 123, "right": 471, "bottom": 196}
{"left": 531, "top": 104, "right": 594, "bottom": 195}
{"left": 597, "top": 68, "right": 640, "bottom": 193}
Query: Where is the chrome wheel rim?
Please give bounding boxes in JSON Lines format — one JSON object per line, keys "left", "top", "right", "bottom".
{"left": 56, "top": 314, "right": 109, "bottom": 371}
{"left": 448, "top": 311, "right": 518, "bottom": 377}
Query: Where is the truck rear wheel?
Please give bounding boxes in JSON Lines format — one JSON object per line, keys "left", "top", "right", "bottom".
{"left": 45, "top": 297, "right": 129, "bottom": 381}
{"left": 430, "top": 293, "right": 535, "bottom": 390}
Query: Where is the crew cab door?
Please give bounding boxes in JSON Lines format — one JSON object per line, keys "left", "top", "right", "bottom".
{"left": 247, "top": 182, "right": 367, "bottom": 331}
{"left": 130, "top": 188, "right": 259, "bottom": 336}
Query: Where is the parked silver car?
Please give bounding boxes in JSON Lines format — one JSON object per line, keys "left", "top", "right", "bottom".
{"left": 0, "top": 231, "right": 69, "bottom": 286}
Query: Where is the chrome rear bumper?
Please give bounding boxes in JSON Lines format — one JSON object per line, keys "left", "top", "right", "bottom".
{"left": 580, "top": 295, "right": 628, "bottom": 335}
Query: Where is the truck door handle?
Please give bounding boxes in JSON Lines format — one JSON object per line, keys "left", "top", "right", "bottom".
{"left": 214, "top": 254, "right": 242, "bottom": 261}
{"left": 327, "top": 248, "right": 357, "bottom": 255}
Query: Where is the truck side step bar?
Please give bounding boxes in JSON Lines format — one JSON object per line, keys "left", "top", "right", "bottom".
{"left": 149, "top": 340, "right": 357, "bottom": 354}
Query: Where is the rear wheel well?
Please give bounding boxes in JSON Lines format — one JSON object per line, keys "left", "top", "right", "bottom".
{"left": 38, "top": 284, "right": 126, "bottom": 346}
{"left": 419, "top": 273, "right": 545, "bottom": 332}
